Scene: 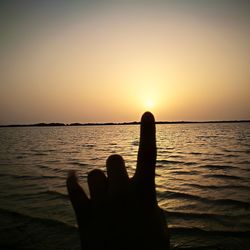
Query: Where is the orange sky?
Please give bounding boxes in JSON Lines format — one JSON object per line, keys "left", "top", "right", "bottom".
{"left": 1, "top": 1, "right": 249, "bottom": 124}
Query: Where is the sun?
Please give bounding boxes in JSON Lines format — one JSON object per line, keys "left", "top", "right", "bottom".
{"left": 145, "top": 99, "right": 154, "bottom": 109}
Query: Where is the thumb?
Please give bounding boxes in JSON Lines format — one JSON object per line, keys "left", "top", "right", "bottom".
{"left": 67, "top": 171, "right": 90, "bottom": 227}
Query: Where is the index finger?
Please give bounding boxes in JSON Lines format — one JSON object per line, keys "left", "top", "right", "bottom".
{"left": 134, "top": 112, "right": 156, "bottom": 190}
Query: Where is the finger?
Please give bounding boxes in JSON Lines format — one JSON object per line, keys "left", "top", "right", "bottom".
{"left": 134, "top": 112, "right": 156, "bottom": 190}
{"left": 88, "top": 169, "right": 107, "bottom": 202}
{"left": 106, "top": 154, "right": 129, "bottom": 194}
{"left": 67, "top": 170, "right": 90, "bottom": 226}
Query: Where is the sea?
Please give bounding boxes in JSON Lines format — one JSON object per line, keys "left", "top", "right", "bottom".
{"left": 0, "top": 123, "right": 250, "bottom": 250}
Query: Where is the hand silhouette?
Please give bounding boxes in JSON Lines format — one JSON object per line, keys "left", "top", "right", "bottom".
{"left": 67, "top": 112, "right": 169, "bottom": 250}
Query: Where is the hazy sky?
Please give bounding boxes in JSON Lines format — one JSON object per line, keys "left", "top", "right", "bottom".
{"left": 1, "top": 0, "right": 249, "bottom": 124}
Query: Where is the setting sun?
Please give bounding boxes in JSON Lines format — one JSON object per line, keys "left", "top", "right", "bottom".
{"left": 145, "top": 99, "right": 155, "bottom": 110}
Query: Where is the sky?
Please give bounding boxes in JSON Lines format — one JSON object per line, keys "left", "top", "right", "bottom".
{"left": 0, "top": 0, "right": 249, "bottom": 124}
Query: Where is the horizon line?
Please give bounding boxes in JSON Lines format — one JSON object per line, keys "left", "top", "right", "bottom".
{"left": 1, "top": 119, "right": 250, "bottom": 127}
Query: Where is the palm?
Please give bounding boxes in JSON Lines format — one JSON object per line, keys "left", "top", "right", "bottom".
{"left": 67, "top": 112, "right": 169, "bottom": 249}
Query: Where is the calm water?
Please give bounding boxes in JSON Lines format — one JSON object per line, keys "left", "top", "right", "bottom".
{"left": 0, "top": 123, "right": 250, "bottom": 249}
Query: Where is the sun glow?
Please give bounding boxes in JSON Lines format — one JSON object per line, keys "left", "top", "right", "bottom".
{"left": 145, "top": 99, "right": 155, "bottom": 109}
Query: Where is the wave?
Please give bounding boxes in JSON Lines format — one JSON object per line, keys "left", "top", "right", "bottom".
{"left": 157, "top": 160, "right": 184, "bottom": 164}
{"left": 37, "top": 190, "right": 69, "bottom": 199}
{"left": 0, "top": 207, "right": 80, "bottom": 250}
{"left": 159, "top": 190, "right": 250, "bottom": 208}
{"left": 37, "top": 164, "right": 51, "bottom": 169}
{"left": 187, "top": 183, "right": 250, "bottom": 191}
{"left": 157, "top": 160, "right": 198, "bottom": 166}
{"left": 0, "top": 172, "right": 65, "bottom": 181}
{"left": 3, "top": 189, "right": 69, "bottom": 201}
{"left": 199, "top": 164, "right": 236, "bottom": 170}
{"left": 0, "top": 207, "right": 74, "bottom": 229}
{"left": 131, "top": 140, "right": 139, "bottom": 146}
{"left": 33, "top": 152, "right": 48, "bottom": 156}
{"left": 204, "top": 174, "right": 244, "bottom": 180}
{"left": 70, "top": 161, "right": 88, "bottom": 167}
{"left": 21, "top": 190, "right": 69, "bottom": 200}
{"left": 171, "top": 170, "right": 199, "bottom": 175}
{"left": 239, "top": 160, "right": 250, "bottom": 165}
{"left": 223, "top": 149, "right": 250, "bottom": 154}
{"left": 226, "top": 154, "right": 240, "bottom": 158}
{"left": 166, "top": 155, "right": 184, "bottom": 158}
{"left": 82, "top": 144, "right": 95, "bottom": 148}
{"left": 15, "top": 155, "right": 26, "bottom": 159}
{"left": 165, "top": 210, "right": 250, "bottom": 223}
{"left": 37, "top": 164, "right": 67, "bottom": 173}
{"left": 169, "top": 227, "right": 250, "bottom": 237}
{"left": 183, "top": 162, "right": 198, "bottom": 166}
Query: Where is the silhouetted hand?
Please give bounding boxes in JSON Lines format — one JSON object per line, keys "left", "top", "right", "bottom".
{"left": 67, "top": 112, "right": 169, "bottom": 250}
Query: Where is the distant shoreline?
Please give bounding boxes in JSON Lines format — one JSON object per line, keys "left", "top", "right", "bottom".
{"left": 1, "top": 120, "right": 250, "bottom": 127}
